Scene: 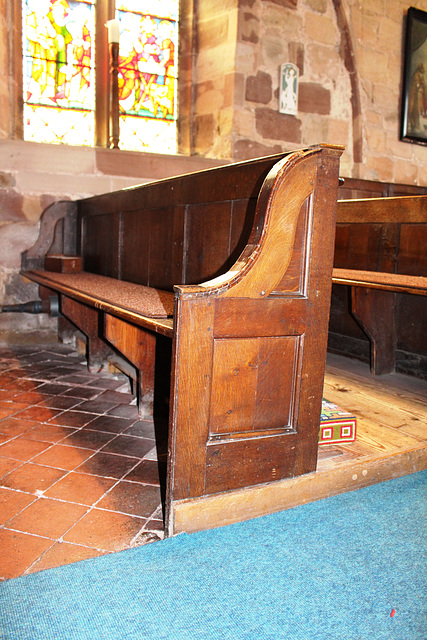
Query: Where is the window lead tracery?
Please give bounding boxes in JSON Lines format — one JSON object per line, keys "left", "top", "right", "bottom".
{"left": 22, "top": 0, "right": 178, "bottom": 152}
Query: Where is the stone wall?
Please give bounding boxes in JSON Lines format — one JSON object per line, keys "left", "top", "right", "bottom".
{"left": 191, "top": 0, "right": 427, "bottom": 184}
{"left": 1, "top": 0, "right": 427, "bottom": 342}
{"left": 350, "top": 0, "right": 427, "bottom": 184}
{"left": 0, "top": 140, "right": 224, "bottom": 343}
{"left": 233, "top": 0, "right": 354, "bottom": 175}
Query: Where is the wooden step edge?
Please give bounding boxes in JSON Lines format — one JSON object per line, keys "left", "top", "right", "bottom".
{"left": 169, "top": 445, "right": 427, "bottom": 536}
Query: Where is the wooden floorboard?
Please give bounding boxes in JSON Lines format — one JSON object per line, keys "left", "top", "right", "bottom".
{"left": 172, "top": 353, "right": 427, "bottom": 534}
{"left": 320, "top": 353, "right": 427, "bottom": 470}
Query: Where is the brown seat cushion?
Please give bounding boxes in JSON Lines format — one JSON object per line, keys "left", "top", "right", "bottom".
{"left": 30, "top": 271, "right": 175, "bottom": 318}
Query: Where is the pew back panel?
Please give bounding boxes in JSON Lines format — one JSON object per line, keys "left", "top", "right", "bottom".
{"left": 77, "top": 156, "right": 276, "bottom": 288}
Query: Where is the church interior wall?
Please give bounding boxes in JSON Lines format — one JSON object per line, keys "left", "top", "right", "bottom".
{"left": 0, "top": 0, "right": 426, "bottom": 342}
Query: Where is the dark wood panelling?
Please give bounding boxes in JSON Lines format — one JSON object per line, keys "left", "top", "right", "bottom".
{"left": 209, "top": 335, "right": 300, "bottom": 434}
{"left": 330, "top": 178, "right": 427, "bottom": 378}
{"left": 119, "top": 210, "right": 150, "bottom": 285}
{"left": 184, "top": 201, "right": 235, "bottom": 284}
{"left": 398, "top": 225, "right": 427, "bottom": 277}
{"left": 148, "top": 207, "right": 185, "bottom": 289}
{"left": 396, "top": 294, "right": 427, "bottom": 355}
{"left": 204, "top": 432, "right": 298, "bottom": 494}
{"left": 119, "top": 206, "right": 186, "bottom": 290}
{"left": 81, "top": 213, "right": 120, "bottom": 278}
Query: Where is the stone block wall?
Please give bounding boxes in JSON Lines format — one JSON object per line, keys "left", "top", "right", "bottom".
{"left": 0, "top": 140, "right": 225, "bottom": 343}
{"left": 190, "top": 0, "right": 427, "bottom": 184}
{"left": 1, "top": 0, "right": 427, "bottom": 342}
{"left": 189, "top": 0, "right": 355, "bottom": 174}
{"left": 350, "top": 0, "right": 427, "bottom": 184}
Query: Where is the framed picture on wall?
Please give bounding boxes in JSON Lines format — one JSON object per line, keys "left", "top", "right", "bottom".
{"left": 401, "top": 7, "right": 427, "bottom": 145}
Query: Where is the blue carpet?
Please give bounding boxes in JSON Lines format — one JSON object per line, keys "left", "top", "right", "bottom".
{"left": 1, "top": 471, "right": 426, "bottom": 640}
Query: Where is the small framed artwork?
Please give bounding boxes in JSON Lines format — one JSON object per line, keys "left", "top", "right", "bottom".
{"left": 279, "top": 63, "right": 298, "bottom": 116}
{"left": 400, "top": 7, "right": 427, "bottom": 145}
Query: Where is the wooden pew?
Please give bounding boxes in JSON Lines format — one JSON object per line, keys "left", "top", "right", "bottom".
{"left": 21, "top": 144, "right": 343, "bottom": 535}
{"left": 332, "top": 194, "right": 427, "bottom": 376}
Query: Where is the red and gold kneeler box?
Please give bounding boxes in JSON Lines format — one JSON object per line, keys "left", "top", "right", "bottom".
{"left": 319, "top": 399, "right": 357, "bottom": 445}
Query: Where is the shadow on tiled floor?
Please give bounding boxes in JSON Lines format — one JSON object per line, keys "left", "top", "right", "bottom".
{"left": 0, "top": 344, "right": 166, "bottom": 580}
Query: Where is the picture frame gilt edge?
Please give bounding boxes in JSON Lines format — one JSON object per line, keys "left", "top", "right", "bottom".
{"left": 400, "top": 6, "right": 427, "bottom": 146}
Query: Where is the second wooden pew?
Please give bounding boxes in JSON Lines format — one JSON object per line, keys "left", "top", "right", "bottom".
{"left": 332, "top": 194, "right": 427, "bottom": 375}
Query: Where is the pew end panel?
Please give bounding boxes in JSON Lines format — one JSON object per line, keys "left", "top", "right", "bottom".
{"left": 166, "top": 145, "right": 344, "bottom": 534}
{"left": 21, "top": 201, "right": 78, "bottom": 271}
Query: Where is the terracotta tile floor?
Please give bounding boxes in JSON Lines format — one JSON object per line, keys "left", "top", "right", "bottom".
{"left": 0, "top": 344, "right": 165, "bottom": 581}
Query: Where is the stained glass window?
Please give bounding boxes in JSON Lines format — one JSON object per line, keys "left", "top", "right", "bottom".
{"left": 23, "top": 0, "right": 95, "bottom": 146}
{"left": 116, "top": 1, "right": 178, "bottom": 153}
{"left": 22, "top": 0, "right": 178, "bottom": 154}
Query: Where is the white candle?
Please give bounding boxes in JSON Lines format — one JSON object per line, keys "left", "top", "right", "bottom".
{"left": 106, "top": 19, "right": 120, "bottom": 44}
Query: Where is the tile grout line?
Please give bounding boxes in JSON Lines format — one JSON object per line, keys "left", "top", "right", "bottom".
{"left": 2, "top": 458, "right": 160, "bottom": 531}
{"left": 1, "top": 346, "right": 165, "bottom": 578}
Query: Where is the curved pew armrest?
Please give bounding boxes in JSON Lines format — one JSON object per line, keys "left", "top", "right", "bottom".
{"left": 176, "top": 145, "right": 344, "bottom": 302}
